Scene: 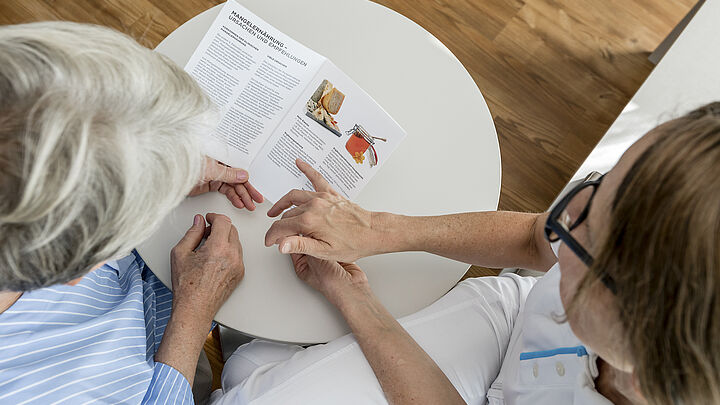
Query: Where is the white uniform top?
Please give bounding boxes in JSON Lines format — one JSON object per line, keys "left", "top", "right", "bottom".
{"left": 212, "top": 241, "right": 614, "bottom": 404}
{"left": 489, "top": 242, "right": 612, "bottom": 404}
{"left": 486, "top": 265, "right": 611, "bottom": 404}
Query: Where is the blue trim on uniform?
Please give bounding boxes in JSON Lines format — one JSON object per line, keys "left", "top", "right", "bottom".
{"left": 519, "top": 345, "right": 588, "bottom": 360}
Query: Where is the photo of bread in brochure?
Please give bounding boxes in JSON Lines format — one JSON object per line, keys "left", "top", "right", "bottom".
{"left": 306, "top": 79, "right": 345, "bottom": 136}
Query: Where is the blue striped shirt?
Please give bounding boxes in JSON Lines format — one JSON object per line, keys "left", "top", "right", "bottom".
{"left": 0, "top": 251, "right": 193, "bottom": 404}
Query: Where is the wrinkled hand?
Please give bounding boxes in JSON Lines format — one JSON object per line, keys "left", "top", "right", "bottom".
{"left": 189, "top": 156, "right": 264, "bottom": 210}
{"left": 291, "top": 254, "right": 369, "bottom": 306}
{"left": 170, "top": 213, "right": 244, "bottom": 321}
{"left": 264, "top": 159, "right": 376, "bottom": 262}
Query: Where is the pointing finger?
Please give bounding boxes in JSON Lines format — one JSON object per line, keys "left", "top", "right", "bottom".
{"left": 295, "top": 159, "right": 332, "bottom": 192}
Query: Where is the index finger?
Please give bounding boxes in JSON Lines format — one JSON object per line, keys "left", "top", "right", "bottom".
{"left": 296, "top": 159, "right": 332, "bottom": 192}
{"left": 205, "top": 213, "right": 233, "bottom": 243}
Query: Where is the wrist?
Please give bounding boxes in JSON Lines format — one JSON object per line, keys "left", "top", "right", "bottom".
{"left": 154, "top": 304, "right": 211, "bottom": 385}
{"left": 370, "top": 212, "right": 413, "bottom": 255}
{"left": 327, "top": 283, "right": 374, "bottom": 314}
{"left": 171, "top": 297, "right": 215, "bottom": 331}
{"left": 332, "top": 286, "right": 395, "bottom": 337}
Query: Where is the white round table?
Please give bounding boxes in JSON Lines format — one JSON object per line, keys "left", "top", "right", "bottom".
{"left": 138, "top": 0, "right": 501, "bottom": 344}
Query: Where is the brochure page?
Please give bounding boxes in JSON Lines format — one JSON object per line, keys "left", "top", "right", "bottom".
{"left": 249, "top": 61, "right": 406, "bottom": 202}
{"left": 184, "top": 0, "right": 326, "bottom": 168}
{"left": 181, "top": 0, "right": 407, "bottom": 203}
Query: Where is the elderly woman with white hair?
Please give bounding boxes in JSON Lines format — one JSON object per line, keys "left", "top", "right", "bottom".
{"left": 0, "top": 22, "right": 262, "bottom": 403}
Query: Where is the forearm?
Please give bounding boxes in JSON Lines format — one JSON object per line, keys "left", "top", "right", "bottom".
{"left": 372, "top": 211, "right": 555, "bottom": 271}
{"left": 154, "top": 301, "right": 212, "bottom": 386}
{"left": 335, "top": 288, "right": 465, "bottom": 405}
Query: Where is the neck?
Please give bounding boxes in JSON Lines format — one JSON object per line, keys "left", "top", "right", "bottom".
{"left": 596, "top": 359, "right": 646, "bottom": 405}
{"left": 0, "top": 290, "right": 23, "bottom": 314}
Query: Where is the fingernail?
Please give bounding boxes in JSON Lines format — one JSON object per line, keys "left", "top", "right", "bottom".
{"left": 193, "top": 215, "right": 201, "bottom": 226}
{"left": 237, "top": 170, "right": 249, "bottom": 182}
{"left": 281, "top": 243, "right": 291, "bottom": 254}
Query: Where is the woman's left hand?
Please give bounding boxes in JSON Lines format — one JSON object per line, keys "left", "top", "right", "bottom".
{"left": 189, "top": 156, "right": 264, "bottom": 210}
{"left": 290, "top": 254, "right": 369, "bottom": 307}
{"left": 289, "top": 254, "right": 466, "bottom": 405}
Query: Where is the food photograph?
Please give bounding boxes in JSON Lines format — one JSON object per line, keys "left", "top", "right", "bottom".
{"left": 305, "top": 79, "right": 345, "bottom": 136}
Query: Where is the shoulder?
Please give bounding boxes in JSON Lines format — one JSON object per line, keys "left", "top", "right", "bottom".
{"left": 493, "top": 267, "right": 612, "bottom": 404}
{"left": 0, "top": 257, "right": 155, "bottom": 403}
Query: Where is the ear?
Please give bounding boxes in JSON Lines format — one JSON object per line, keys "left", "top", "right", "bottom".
{"left": 66, "top": 261, "right": 106, "bottom": 286}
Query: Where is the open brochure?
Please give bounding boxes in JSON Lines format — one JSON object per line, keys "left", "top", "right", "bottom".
{"left": 184, "top": 0, "right": 406, "bottom": 203}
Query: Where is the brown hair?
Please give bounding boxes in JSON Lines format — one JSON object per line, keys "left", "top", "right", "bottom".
{"left": 572, "top": 102, "right": 720, "bottom": 404}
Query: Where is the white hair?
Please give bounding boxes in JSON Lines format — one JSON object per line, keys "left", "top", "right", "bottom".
{"left": 0, "top": 22, "right": 214, "bottom": 291}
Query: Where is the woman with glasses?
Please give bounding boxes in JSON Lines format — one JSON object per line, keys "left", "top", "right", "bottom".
{"left": 212, "top": 103, "right": 720, "bottom": 405}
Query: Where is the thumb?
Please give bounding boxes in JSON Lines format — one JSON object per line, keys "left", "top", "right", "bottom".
{"left": 174, "top": 214, "right": 206, "bottom": 252}
{"left": 278, "top": 236, "right": 326, "bottom": 257}
{"left": 204, "top": 158, "right": 249, "bottom": 183}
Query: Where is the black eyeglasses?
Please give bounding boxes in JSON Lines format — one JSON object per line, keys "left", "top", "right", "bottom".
{"left": 544, "top": 174, "right": 617, "bottom": 294}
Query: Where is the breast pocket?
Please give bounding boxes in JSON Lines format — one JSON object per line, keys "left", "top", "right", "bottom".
{"left": 517, "top": 347, "right": 588, "bottom": 388}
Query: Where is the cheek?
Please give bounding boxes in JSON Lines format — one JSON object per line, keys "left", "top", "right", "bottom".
{"left": 557, "top": 243, "right": 585, "bottom": 311}
{"left": 558, "top": 245, "right": 622, "bottom": 362}
{"left": 557, "top": 244, "right": 597, "bottom": 343}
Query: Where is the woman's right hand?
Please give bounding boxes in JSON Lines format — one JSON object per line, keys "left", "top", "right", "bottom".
{"left": 264, "top": 159, "right": 382, "bottom": 263}
{"left": 170, "top": 213, "right": 244, "bottom": 322}
{"left": 155, "top": 213, "right": 244, "bottom": 384}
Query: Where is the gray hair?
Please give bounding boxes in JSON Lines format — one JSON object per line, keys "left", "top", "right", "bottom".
{"left": 0, "top": 22, "right": 214, "bottom": 291}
